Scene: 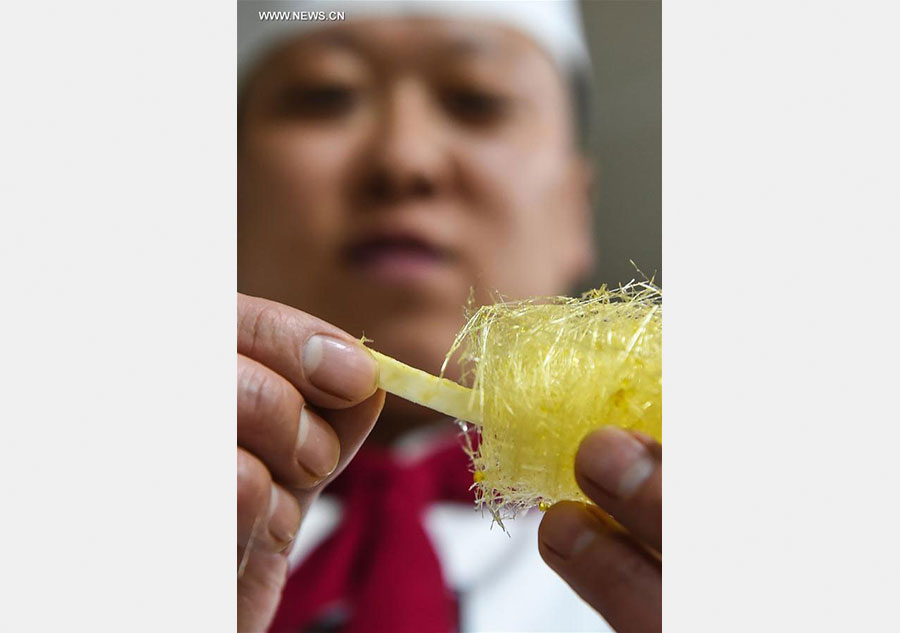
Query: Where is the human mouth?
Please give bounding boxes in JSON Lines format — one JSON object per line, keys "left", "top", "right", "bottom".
{"left": 343, "top": 234, "right": 454, "bottom": 283}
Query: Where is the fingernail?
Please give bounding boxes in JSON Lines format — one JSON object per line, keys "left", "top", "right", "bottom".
{"left": 541, "top": 506, "right": 597, "bottom": 560}
{"left": 302, "top": 334, "right": 378, "bottom": 401}
{"left": 267, "top": 486, "right": 295, "bottom": 548}
{"left": 295, "top": 407, "right": 339, "bottom": 481}
{"left": 579, "top": 427, "right": 656, "bottom": 499}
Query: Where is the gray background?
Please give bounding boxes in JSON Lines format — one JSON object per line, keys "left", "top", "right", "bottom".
{"left": 581, "top": 0, "right": 661, "bottom": 288}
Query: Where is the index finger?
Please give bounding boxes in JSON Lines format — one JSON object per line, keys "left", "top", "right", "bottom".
{"left": 238, "top": 293, "right": 379, "bottom": 409}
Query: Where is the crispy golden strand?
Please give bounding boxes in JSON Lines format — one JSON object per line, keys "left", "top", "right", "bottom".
{"left": 369, "top": 281, "right": 662, "bottom": 528}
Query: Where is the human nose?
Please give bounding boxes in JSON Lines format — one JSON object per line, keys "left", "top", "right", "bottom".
{"left": 358, "top": 80, "right": 451, "bottom": 202}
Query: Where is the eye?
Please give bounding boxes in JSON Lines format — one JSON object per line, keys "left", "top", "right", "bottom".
{"left": 276, "top": 83, "right": 358, "bottom": 119}
{"left": 442, "top": 88, "right": 510, "bottom": 126}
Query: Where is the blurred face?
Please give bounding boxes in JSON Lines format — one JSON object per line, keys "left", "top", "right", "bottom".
{"left": 238, "top": 18, "right": 592, "bottom": 424}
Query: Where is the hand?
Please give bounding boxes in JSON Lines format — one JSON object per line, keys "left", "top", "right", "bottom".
{"left": 237, "top": 293, "right": 385, "bottom": 633}
{"left": 539, "top": 428, "right": 661, "bottom": 633}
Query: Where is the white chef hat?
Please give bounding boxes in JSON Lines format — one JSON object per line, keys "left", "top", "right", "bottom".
{"left": 237, "top": 0, "right": 594, "bottom": 147}
{"left": 238, "top": 0, "right": 591, "bottom": 87}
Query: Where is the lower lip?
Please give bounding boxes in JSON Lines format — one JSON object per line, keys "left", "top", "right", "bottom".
{"left": 349, "top": 251, "right": 450, "bottom": 283}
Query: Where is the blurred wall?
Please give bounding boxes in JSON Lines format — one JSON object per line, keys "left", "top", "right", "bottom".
{"left": 580, "top": 0, "right": 661, "bottom": 287}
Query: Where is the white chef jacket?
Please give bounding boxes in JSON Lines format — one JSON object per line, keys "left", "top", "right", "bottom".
{"left": 285, "top": 424, "right": 613, "bottom": 633}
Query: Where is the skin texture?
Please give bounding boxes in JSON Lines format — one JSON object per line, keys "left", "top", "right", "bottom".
{"left": 236, "top": 17, "right": 659, "bottom": 633}
{"left": 237, "top": 294, "right": 386, "bottom": 632}
{"left": 238, "top": 17, "right": 593, "bottom": 439}
{"left": 539, "top": 429, "right": 662, "bottom": 633}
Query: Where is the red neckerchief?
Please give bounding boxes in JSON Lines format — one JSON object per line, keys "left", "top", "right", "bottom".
{"left": 269, "top": 433, "right": 475, "bottom": 633}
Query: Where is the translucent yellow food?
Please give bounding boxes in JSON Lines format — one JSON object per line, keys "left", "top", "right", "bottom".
{"left": 369, "top": 281, "right": 661, "bottom": 524}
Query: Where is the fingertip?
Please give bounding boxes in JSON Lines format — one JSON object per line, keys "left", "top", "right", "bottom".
{"left": 294, "top": 406, "right": 341, "bottom": 486}
{"left": 370, "top": 387, "right": 387, "bottom": 414}
{"left": 267, "top": 483, "right": 301, "bottom": 552}
{"left": 301, "top": 334, "right": 380, "bottom": 406}
{"left": 315, "top": 387, "right": 387, "bottom": 479}
{"left": 356, "top": 387, "right": 387, "bottom": 435}
{"left": 351, "top": 387, "right": 387, "bottom": 426}
{"left": 539, "top": 502, "right": 598, "bottom": 562}
{"left": 575, "top": 427, "right": 656, "bottom": 500}
{"left": 629, "top": 430, "right": 663, "bottom": 459}
{"left": 576, "top": 426, "right": 627, "bottom": 460}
